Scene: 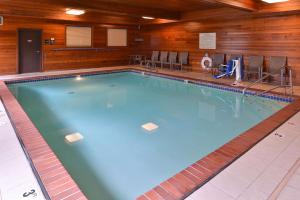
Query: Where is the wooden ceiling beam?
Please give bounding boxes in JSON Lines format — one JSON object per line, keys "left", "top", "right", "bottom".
{"left": 181, "top": 7, "right": 249, "bottom": 22}
{"left": 0, "top": 3, "right": 140, "bottom": 25}
{"left": 2, "top": 0, "right": 300, "bottom": 25}
{"left": 62, "top": 0, "right": 181, "bottom": 20}
{"left": 0, "top": 0, "right": 180, "bottom": 21}
{"left": 202, "top": 0, "right": 258, "bottom": 11}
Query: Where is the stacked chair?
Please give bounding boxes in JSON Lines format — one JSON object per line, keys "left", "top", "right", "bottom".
{"left": 141, "top": 52, "right": 292, "bottom": 94}
{"left": 173, "top": 52, "right": 189, "bottom": 71}
{"left": 244, "top": 55, "right": 288, "bottom": 84}
{"left": 209, "top": 53, "right": 225, "bottom": 75}
{"left": 143, "top": 51, "right": 159, "bottom": 68}
{"left": 262, "top": 56, "right": 288, "bottom": 85}
{"left": 244, "top": 55, "right": 264, "bottom": 80}
{"left": 162, "top": 52, "right": 178, "bottom": 69}
{"left": 143, "top": 51, "right": 189, "bottom": 70}
{"left": 156, "top": 51, "right": 168, "bottom": 68}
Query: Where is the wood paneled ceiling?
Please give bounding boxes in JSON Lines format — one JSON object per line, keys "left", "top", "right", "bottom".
{"left": 0, "top": 0, "right": 299, "bottom": 25}
{"left": 91, "top": 0, "right": 222, "bottom": 12}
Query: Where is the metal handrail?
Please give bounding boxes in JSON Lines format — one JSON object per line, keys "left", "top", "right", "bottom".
{"left": 242, "top": 67, "right": 294, "bottom": 97}
{"left": 242, "top": 74, "right": 271, "bottom": 95}
{"left": 256, "top": 85, "right": 282, "bottom": 97}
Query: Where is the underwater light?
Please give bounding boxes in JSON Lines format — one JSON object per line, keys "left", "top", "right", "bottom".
{"left": 76, "top": 75, "right": 82, "bottom": 80}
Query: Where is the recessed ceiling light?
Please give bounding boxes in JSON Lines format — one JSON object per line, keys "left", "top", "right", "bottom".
{"left": 261, "top": 0, "right": 288, "bottom": 3}
{"left": 142, "top": 16, "right": 155, "bottom": 20}
{"left": 66, "top": 9, "right": 85, "bottom": 15}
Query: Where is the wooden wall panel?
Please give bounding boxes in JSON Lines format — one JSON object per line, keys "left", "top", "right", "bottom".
{"left": 0, "top": 16, "right": 138, "bottom": 74}
{"left": 138, "top": 14, "right": 300, "bottom": 85}
{"left": 1, "top": 14, "right": 300, "bottom": 85}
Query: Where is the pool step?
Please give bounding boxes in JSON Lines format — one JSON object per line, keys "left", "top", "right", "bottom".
{"left": 65, "top": 132, "right": 84, "bottom": 143}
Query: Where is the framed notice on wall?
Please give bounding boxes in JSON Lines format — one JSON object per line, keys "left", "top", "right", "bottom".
{"left": 66, "top": 26, "right": 92, "bottom": 47}
{"left": 199, "top": 33, "right": 216, "bottom": 49}
{"left": 107, "top": 29, "right": 127, "bottom": 47}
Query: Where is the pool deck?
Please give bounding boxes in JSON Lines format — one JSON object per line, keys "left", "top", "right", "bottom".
{"left": 186, "top": 111, "right": 300, "bottom": 200}
{"left": 0, "top": 65, "right": 300, "bottom": 200}
{"left": 1, "top": 66, "right": 299, "bottom": 96}
{"left": 0, "top": 100, "right": 46, "bottom": 200}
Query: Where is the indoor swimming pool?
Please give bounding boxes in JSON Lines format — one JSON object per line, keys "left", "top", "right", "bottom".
{"left": 8, "top": 71, "right": 288, "bottom": 200}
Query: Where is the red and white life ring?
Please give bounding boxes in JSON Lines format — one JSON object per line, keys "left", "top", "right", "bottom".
{"left": 201, "top": 56, "right": 212, "bottom": 70}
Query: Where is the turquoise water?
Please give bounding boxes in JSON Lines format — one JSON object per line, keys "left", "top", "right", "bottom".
{"left": 8, "top": 72, "right": 287, "bottom": 200}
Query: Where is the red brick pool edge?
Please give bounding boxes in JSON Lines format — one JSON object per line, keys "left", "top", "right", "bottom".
{"left": 0, "top": 81, "right": 87, "bottom": 200}
{"left": 1, "top": 68, "right": 299, "bottom": 200}
{"left": 137, "top": 98, "right": 300, "bottom": 200}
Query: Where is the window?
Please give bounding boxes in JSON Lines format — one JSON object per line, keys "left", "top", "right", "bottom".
{"left": 107, "top": 29, "right": 127, "bottom": 47}
{"left": 66, "top": 26, "right": 92, "bottom": 47}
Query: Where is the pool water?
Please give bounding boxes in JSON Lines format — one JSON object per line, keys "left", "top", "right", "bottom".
{"left": 8, "top": 72, "right": 287, "bottom": 200}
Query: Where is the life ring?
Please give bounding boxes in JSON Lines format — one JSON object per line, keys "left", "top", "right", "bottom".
{"left": 201, "top": 56, "right": 212, "bottom": 70}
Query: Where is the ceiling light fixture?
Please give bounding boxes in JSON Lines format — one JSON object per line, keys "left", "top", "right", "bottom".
{"left": 66, "top": 9, "right": 85, "bottom": 15}
{"left": 261, "top": 0, "right": 288, "bottom": 3}
{"left": 142, "top": 16, "right": 155, "bottom": 20}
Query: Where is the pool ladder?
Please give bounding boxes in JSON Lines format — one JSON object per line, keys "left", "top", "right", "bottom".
{"left": 242, "top": 67, "right": 293, "bottom": 98}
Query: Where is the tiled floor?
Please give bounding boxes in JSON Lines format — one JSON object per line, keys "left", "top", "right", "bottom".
{"left": 186, "top": 111, "right": 300, "bottom": 200}
{"left": 0, "top": 101, "right": 46, "bottom": 200}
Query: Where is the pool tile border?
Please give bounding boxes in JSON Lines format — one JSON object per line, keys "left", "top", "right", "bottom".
{"left": 5, "top": 68, "right": 293, "bottom": 103}
{"left": 131, "top": 70, "right": 293, "bottom": 103}
{"left": 1, "top": 67, "right": 299, "bottom": 200}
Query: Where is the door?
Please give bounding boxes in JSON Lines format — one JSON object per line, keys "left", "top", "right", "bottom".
{"left": 18, "top": 29, "right": 42, "bottom": 73}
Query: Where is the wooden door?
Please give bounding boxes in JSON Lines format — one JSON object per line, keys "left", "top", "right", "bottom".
{"left": 18, "top": 29, "right": 42, "bottom": 73}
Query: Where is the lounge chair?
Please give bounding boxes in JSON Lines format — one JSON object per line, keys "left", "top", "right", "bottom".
{"left": 134, "top": 55, "right": 143, "bottom": 65}
{"left": 262, "top": 56, "right": 287, "bottom": 84}
{"left": 155, "top": 51, "right": 168, "bottom": 68}
{"left": 244, "top": 55, "right": 264, "bottom": 80}
{"left": 163, "top": 51, "right": 177, "bottom": 69}
{"left": 210, "top": 54, "right": 225, "bottom": 74}
{"left": 144, "top": 51, "right": 159, "bottom": 68}
{"left": 229, "top": 54, "right": 243, "bottom": 60}
{"left": 173, "top": 52, "right": 189, "bottom": 71}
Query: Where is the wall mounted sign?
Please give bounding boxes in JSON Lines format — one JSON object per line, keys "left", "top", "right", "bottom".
{"left": 66, "top": 26, "right": 92, "bottom": 47}
{"left": 199, "top": 32, "right": 216, "bottom": 49}
{"left": 107, "top": 29, "right": 127, "bottom": 46}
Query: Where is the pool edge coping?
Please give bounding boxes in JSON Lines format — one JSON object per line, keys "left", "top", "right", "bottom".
{"left": 1, "top": 67, "right": 299, "bottom": 200}
{"left": 4, "top": 68, "right": 294, "bottom": 103}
